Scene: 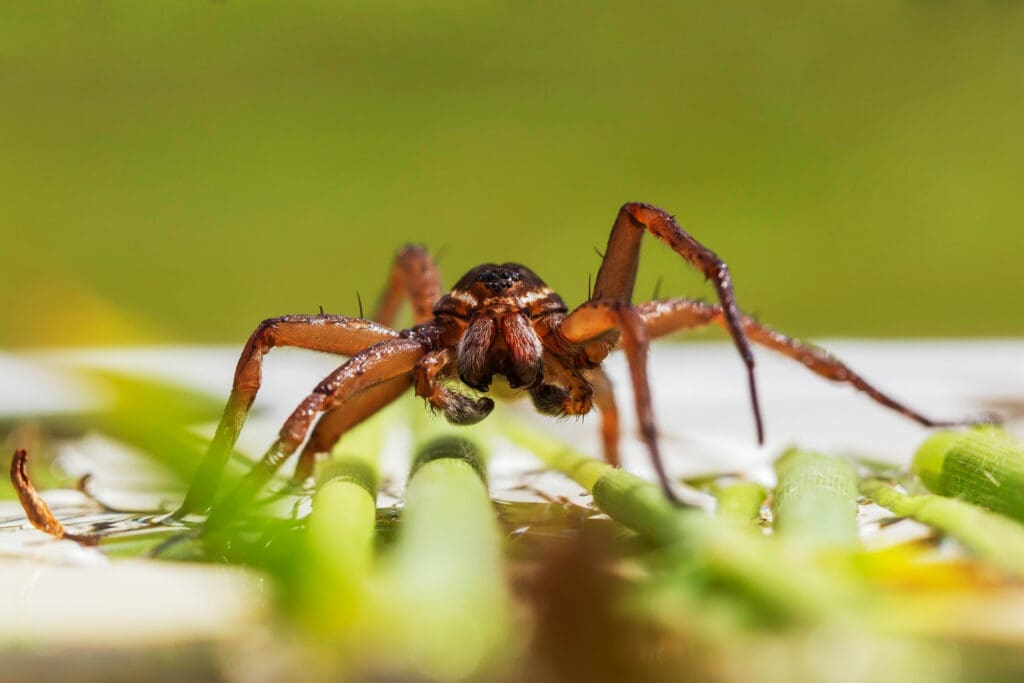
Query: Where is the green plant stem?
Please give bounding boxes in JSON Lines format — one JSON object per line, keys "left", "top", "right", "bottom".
{"left": 861, "top": 478, "right": 1024, "bottom": 579}
{"left": 712, "top": 481, "right": 767, "bottom": 533}
{"left": 299, "top": 407, "right": 387, "bottom": 637}
{"left": 504, "top": 423, "right": 856, "bottom": 624}
{"left": 912, "top": 428, "right": 1024, "bottom": 523}
{"left": 773, "top": 449, "right": 859, "bottom": 549}
{"left": 378, "top": 419, "right": 512, "bottom": 682}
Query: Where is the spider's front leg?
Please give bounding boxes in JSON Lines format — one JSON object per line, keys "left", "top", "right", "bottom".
{"left": 210, "top": 337, "right": 430, "bottom": 519}
{"left": 559, "top": 298, "right": 692, "bottom": 505}
{"left": 291, "top": 374, "right": 413, "bottom": 484}
{"left": 180, "top": 245, "right": 445, "bottom": 516}
{"left": 292, "top": 244, "right": 449, "bottom": 484}
{"left": 175, "top": 315, "right": 400, "bottom": 516}
{"left": 292, "top": 346, "right": 496, "bottom": 487}
{"left": 593, "top": 202, "right": 764, "bottom": 443}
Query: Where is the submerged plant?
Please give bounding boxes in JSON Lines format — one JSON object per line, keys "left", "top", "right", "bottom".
{"left": 6, "top": 367, "right": 1024, "bottom": 683}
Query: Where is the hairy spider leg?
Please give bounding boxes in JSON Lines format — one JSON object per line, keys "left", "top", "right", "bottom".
{"left": 181, "top": 246, "right": 445, "bottom": 511}
{"left": 291, "top": 374, "right": 414, "bottom": 484}
{"left": 209, "top": 337, "right": 429, "bottom": 520}
{"left": 592, "top": 202, "right": 764, "bottom": 443}
{"left": 294, "top": 245, "right": 448, "bottom": 481}
{"left": 175, "top": 315, "right": 399, "bottom": 517}
{"left": 559, "top": 298, "right": 684, "bottom": 504}
{"left": 374, "top": 244, "right": 445, "bottom": 327}
{"left": 637, "top": 298, "right": 994, "bottom": 428}
{"left": 527, "top": 350, "right": 594, "bottom": 417}
{"left": 589, "top": 368, "right": 621, "bottom": 468}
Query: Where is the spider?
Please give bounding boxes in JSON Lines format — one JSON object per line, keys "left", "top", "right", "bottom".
{"left": 176, "top": 201, "right": 983, "bottom": 515}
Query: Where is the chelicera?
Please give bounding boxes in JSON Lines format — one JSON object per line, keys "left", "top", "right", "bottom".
{"left": 177, "top": 202, "right": 984, "bottom": 515}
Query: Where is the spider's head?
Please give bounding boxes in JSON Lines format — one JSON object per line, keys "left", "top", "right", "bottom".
{"left": 435, "top": 263, "right": 567, "bottom": 392}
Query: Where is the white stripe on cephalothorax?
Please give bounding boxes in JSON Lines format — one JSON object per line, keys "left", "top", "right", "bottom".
{"left": 449, "top": 290, "right": 479, "bottom": 306}
{"left": 515, "top": 287, "right": 555, "bottom": 305}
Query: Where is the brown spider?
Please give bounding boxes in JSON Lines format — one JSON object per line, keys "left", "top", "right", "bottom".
{"left": 176, "top": 202, "right": 984, "bottom": 515}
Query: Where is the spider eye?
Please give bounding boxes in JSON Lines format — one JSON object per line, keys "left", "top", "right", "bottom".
{"left": 476, "top": 267, "right": 521, "bottom": 293}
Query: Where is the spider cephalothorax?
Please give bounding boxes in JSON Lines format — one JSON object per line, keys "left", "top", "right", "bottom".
{"left": 435, "top": 263, "right": 567, "bottom": 393}
{"left": 431, "top": 262, "right": 611, "bottom": 427}
{"left": 176, "top": 202, "right": 986, "bottom": 516}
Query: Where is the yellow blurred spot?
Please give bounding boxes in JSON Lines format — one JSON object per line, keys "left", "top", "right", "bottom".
{"left": 8, "top": 277, "right": 166, "bottom": 347}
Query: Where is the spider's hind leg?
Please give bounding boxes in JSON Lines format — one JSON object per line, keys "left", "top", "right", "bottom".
{"left": 374, "top": 245, "right": 445, "bottom": 327}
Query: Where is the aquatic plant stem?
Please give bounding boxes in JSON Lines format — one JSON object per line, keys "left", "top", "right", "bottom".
{"left": 300, "top": 408, "right": 386, "bottom": 635}
{"left": 503, "top": 423, "right": 857, "bottom": 623}
{"left": 376, "top": 417, "right": 512, "bottom": 681}
{"left": 713, "top": 481, "right": 767, "bottom": 533}
{"left": 773, "top": 449, "right": 860, "bottom": 550}
{"left": 912, "top": 428, "right": 1024, "bottom": 523}
{"left": 861, "top": 478, "right": 1024, "bottom": 579}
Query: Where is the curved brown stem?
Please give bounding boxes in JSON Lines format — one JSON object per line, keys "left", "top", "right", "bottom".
{"left": 10, "top": 449, "right": 97, "bottom": 545}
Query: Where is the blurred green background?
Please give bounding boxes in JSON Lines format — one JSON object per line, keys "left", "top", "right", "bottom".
{"left": 2, "top": 1, "right": 1022, "bottom": 348}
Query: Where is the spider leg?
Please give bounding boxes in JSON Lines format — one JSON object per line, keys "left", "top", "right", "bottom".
{"left": 209, "top": 337, "right": 429, "bottom": 518}
{"left": 528, "top": 349, "right": 594, "bottom": 416}
{"left": 290, "top": 374, "right": 414, "bottom": 484}
{"left": 592, "top": 202, "right": 763, "bottom": 443}
{"left": 413, "top": 349, "right": 495, "bottom": 425}
{"left": 289, "top": 246, "right": 445, "bottom": 484}
{"left": 176, "top": 315, "right": 399, "bottom": 516}
{"left": 373, "top": 245, "right": 444, "bottom": 327}
{"left": 589, "top": 368, "right": 621, "bottom": 468}
{"left": 637, "top": 298, "right": 992, "bottom": 428}
{"left": 529, "top": 362, "right": 620, "bottom": 466}
{"left": 559, "top": 299, "right": 683, "bottom": 504}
